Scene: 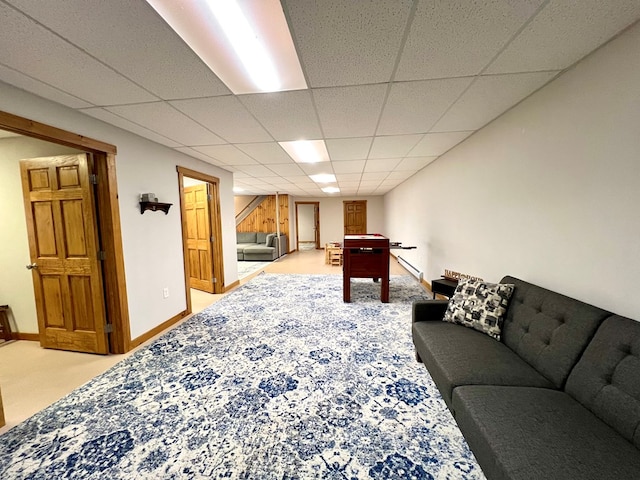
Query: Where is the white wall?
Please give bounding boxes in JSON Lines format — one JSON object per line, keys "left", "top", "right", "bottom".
{"left": 0, "top": 137, "right": 82, "bottom": 333}
{"left": 291, "top": 196, "right": 385, "bottom": 247}
{"left": 0, "top": 82, "right": 238, "bottom": 339}
{"left": 384, "top": 22, "right": 640, "bottom": 319}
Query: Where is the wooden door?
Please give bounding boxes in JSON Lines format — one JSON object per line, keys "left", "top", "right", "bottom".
{"left": 20, "top": 154, "right": 108, "bottom": 354}
{"left": 185, "top": 184, "right": 214, "bottom": 293}
{"left": 344, "top": 200, "right": 367, "bottom": 235}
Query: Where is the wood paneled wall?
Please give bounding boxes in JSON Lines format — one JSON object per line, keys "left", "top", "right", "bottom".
{"left": 236, "top": 194, "right": 289, "bottom": 240}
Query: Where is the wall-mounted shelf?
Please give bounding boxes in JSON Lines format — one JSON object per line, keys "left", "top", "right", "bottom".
{"left": 140, "top": 201, "right": 172, "bottom": 215}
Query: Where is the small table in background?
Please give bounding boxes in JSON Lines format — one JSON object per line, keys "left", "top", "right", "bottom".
{"left": 430, "top": 278, "right": 458, "bottom": 299}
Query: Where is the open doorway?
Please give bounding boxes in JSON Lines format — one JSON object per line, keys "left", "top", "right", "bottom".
{"left": 177, "top": 167, "right": 225, "bottom": 315}
{"left": 295, "top": 202, "right": 320, "bottom": 251}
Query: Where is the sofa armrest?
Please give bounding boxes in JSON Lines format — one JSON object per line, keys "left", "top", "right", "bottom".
{"left": 412, "top": 300, "right": 449, "bottom": 323}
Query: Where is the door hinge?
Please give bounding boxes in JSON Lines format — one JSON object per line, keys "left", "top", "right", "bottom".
{"left": 210, "top": 236, "right": 214, "bottom": 243}
{"left": 212, "top": 277, "right": 217, "bottom": 284}
{"left": 207, "top": 194, "right": 212, "bottom": 201}
{"left": 89, "top": 174, "right": 98, "bottom": 185}
{"left": 98, "top": 250, "right": 106, "bottom": 261}
{"left": 104, "top": 324, "right": 113, "bottom": 334}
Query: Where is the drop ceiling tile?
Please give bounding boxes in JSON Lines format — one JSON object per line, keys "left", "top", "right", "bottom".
{"left": 396, "top": 0, "right": 542, "bottom": 81}
{"left": 267, "top": 163, "right": 306, "bottom": 176}
{"left": 377, "top": 78, "right": 473, "bottom": 135}
{"left": 298, "top": 162, "right": 336, "bottom": 176}
{"left": 0, "top": 3, "right": 157, "bottom": 106}
{"left": 408, "top": 131, "right": 474, "bottom": 157}
{"left": 313, "top": 84, "right": 387, "bottom": 138}
{"left": 236, "top": 177, "right": 270, "bottom": 186}
{"left": 369, "top": 135, "right": 423, "bottom": 159}
{"left": 287, "top": 176, "right": 317, "bottom": 186}
{"left": 0, "top": 64, "right": 92, "bottom": 108}
{"left": 239, "top": 90, "right": 322, "bottom": 141}
{"left": 486, "top": 0, "right": 640, "bottom": 74}
{"left": 325, "top": 137, "right": 373, "bottom": 161}
{"left": 81, "top": 107, "right": 181, "bottom": 147}
{"left": 362, "top": 172, "right": 389, "bottom": 181}
{"left": 332, "top": 160, "right": 366, "bottom": 174}
{"left": 338, "top": 181, "right": 361, "bottom": 187}
{"left": 395, "top": 157, "right": 438, "bottom": 171}
{"left": 173, "top": 147, "right": 226, "bottom": 166}
{"left": 235, "top": 165, "right": 280, "bottom": 177}
{"left": 386, "top": 170, "right": 415, "bottom": 181}
{"left": 432, "top": 72, "right": 557, "bottom": 132}
{"left": 170, "top": 96, "right": 271, "bottom": 144}
{"left": 337, "top": 173, "right": 363, "bottom": 182}
{"left": 106, "top": 102, "right": 225, "bottom": 146}
{"left": 192, "top": 145, "right": 257, "bottom": 165}
{"left": 283, "top": 0, "right": 413, "bottom": 87}
{"left": 235, "top": 143, "right": 293, "bottom": 164}
{"left": 364, "top": 158, "right": 402, "bottom": 172}
{"left": 359, "top": 180, "right": 383, "bottom": 187}
{"left": 7, "top": 0, "right": 230, "bottom": 99}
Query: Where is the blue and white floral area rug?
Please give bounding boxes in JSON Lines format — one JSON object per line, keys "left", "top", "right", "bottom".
{"left": 0, "top": 274, "right": 485, "bottom": 479}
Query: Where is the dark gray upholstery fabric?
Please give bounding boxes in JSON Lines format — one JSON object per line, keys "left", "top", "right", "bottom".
{"left": 566, "top": 315, "right": 640, "bottom": 450}
{"left": 256, "top": 232, "right": 268, "bottom": 244}
{"left": 500, "top": 276, "right": 610, "bottom": 388}
{"left": 412, "top": 321, "right": 554, "bottom": 411}
{"left": 452, "top": 385, "right": 640, "bottom": 480}
{"left": 412, "top": 300, "right": 449, "bottom": 322}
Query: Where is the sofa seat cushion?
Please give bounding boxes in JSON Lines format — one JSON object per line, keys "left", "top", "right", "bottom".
{"left": 237, "top": 243, "right": 255, "bottom": 253}
{"left": 452, "top": 385, "right": 640, "bottom": 480}
{"left": 412, "top": 321, "right": 554, "bottom": 411}
{"left": 242, "top": 245, "right": 275, "bottom": 254}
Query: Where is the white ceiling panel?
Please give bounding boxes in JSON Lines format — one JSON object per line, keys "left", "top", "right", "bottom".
{"left": 486, "top": 0, "right": 640, "bottom": 74}
{"left": 170, "top": 96, "right": 272, "bottom": 144}
{"left": 81, "top": 107, "right": 181, "bottom": 147}
{"left": 235, "top": 165, "right": 280, "bottom": 177}
{"left": 267, "top": 163, "right": 306, "bottom": 176}
{"left": 377, "top": 78, "right": 473, "bottom": 135}
{"left": 338, "top": 181, "right": 362, "bottom": 188}
{"left": 192, "top": 145, "right": 257, "bottom": 166}
{"left": 408, "top": 131, "right": 474, "bottom": 157}
{"left": 173, "top": 147, "right": 225, "bottom": 165}
{"left": 283, "top": 0, "right": 413, "bottom": 87}
{"left": 313, "top": 84, "right": 387, "bottom": 138}
{"left": 299, "top": 162, "right": 336, "bottom": 176}
{"left": 5, "top": 0, "right": 230, "bottom": 100}
{"left": 106, "top": 102, "right": 225, "bottom": 146}
{"left": 235, "top": 143, "right": 293, "bottom": 164}
{"left": 337, "top": 173, "right": 363, "bottom": 182}
{"left": 239, "top": 90, "right": 322, "bottom": 141}
{"left": 0, "top": 3, "right": 156, "bottom": 106}
{"left": 332, "top": 160, "right": 366, "bottom": 174}
{"left": 432, "top": 72, "right": 558, "bottom": 132}
{"left": 0, "top": 64, "right": 92, "bottom": 109}
{"left": 395, "top": 157, "right": 438, "bottom": 171}
{"left": 362, "top": 172, "right": 390, "bottom": 181}
{"left": 365, "top": 158, "right": 402, "bottom": 172}
{"left": 369, "top": 135, "right": 423, "bottom": 159}
{"left": 396, "top": 0, "right": 543, "bottom": 81}
{"left": 325, "top": 137, "right": 373, "bottom": 161}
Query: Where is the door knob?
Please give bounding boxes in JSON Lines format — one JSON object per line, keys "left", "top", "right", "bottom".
{"left": 26, "top": 263, "right": 38, "bottom": 270}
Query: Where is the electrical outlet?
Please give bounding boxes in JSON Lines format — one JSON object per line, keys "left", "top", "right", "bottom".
{"left": 163, "top": 287, "right": 169, "bottom": 298}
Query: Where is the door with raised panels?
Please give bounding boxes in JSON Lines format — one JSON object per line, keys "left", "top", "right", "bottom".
{"left": 185, "top": 183, "right": 214, "bottom": 293}
{"left": 20, "top": 154, "right": 108, "bottom": 354}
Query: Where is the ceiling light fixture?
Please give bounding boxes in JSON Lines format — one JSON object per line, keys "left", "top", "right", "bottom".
{"left": 145, "top": 0, "right": 307, "bottom": 94}
{"left": 322, "top": 186, "right": 341, "bottom": 194}
{"left": 279, "top": 140, "right": 330, "bottom": 164}
{"left": 310, "top": 174, "right": 337, "bottom": 184}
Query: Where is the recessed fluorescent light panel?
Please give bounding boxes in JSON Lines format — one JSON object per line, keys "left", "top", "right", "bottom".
{"left": 279, "top": 140, "right": 330, "bottom": 164}
{"left": 233, "top": 186, "right": 244, "bottom": 193}
{"left": 146, "top": 0, "right": 307, "bottom": 94}
{"left": 322, "top": 186, "right": 341, "bottom": 193}
{"left": 310, "top": 174, "right": 337, "bottom": 184}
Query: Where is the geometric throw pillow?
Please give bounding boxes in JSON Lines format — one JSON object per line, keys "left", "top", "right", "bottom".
{"left": 443, "top": 278, "right": 515, "bottom": 341}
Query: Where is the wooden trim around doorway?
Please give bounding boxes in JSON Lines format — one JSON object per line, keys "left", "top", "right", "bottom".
{"left": 0, "top": 109, "right": 131, "bottom": 354}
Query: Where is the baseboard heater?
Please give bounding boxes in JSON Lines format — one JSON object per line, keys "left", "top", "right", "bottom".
{"left": 397, "top": 256, "right": 423, "bottom": 282}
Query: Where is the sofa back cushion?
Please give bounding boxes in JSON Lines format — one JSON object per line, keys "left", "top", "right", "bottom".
{"left": 256, "top": 232, "right": 269, "bottom": 244}
{"left": 566, "top": 315, "right": 640, "bottom": 450}
{"left": 237, "top": 232, "right": 257, "bottom": 244}
{"left": 500, "top": 276, "right": 610, "bottom": 388}
{"left": 265, "top": 233, "right": 276, "bottom": 247}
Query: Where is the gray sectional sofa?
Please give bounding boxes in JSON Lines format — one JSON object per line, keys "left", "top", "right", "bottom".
{"left": 236, "top": 231, "right": 287, "bottom": 261}
{"left": 412, "top": 275, "right": 640, "bottom": 480}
